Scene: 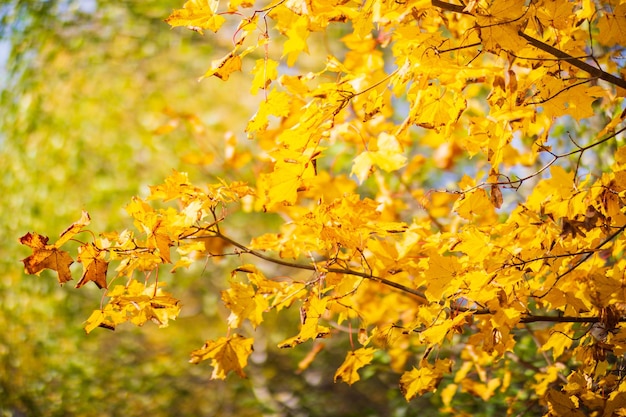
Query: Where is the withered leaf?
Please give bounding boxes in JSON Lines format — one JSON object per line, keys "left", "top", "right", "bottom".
{"left": 490, "top": 183, "right": 503, "bottom": 209}
{"left": 20, "top": 232, "right": 74, "bottom": 284}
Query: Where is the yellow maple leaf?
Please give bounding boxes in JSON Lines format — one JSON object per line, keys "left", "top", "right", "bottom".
{"left": 281, "top": 15, "right": 310, "bottom": 66}
{"left": 246, "top": 90, "right": 292, "bottom": 134}
{"left": 84, "top": 303, "right": 124, "bottom": 334}
{"left": 453, "top": 189, "right": 494, "bottom": 220}
{"left": 165, "top": 0, "right": 226, "bottom": 34}
{"left": 461, "top": 378, "right": 502, "bottom": 402}
{"left": 300, "top": 296, "right": 330, "bottom": 340}
{"left": 250, "top": 58, "right": 279, "bottom": 95}
{"left": 149, "top": 226, "right": 173, "bottom": 264}
{"left": 55, "top": 210, "right": 91, "bottom": 248}
{"left": 147, "top": 293, "right": 182, "bottom": 328}
{"left": 540, "top": 324, "right": 574, "bottom": 360}
{"left": 189, "top": 334, "right": 254, "bottom": 379}
{"left": 597, "top": 3, "right": 626, "bottom": 46}
{"left": 423, "top": 251, "right": 462, "bottom": 302}
{"left": 538, "top": 79, "right": 605, "bottom": 121}
{"left": 278, "top": 296, "right": 331, "bottom": 348}
{"left": 334, "top": 347, "right": 377, "bottom": 385}
{"left": 535, "top": 1, "right": 574, "bottom": 31}
{"left": 533, "top": 364, "right": 565, "bottom": 396}
{"left": 200, "top": 51, "right": 242, "bottom": 81}
{"left": 456, "top": 226, "right": 492, "bottom": 262}
{"left": 222, "top": 281, "right": 268, "bottom": 328}
{"left": 545, "top": 389, "right": 587, "bottom": 417}
{"left": 419, "top": 312, "right": 472, "bottom": 347}
{"left": 476, "top": 0, "right": 528, "bottom": 52}
{"left": 400, "top": 359, "right": 452, "bottom": 400}
{"left": 351, "top": 132, "right": 407, "bottom": 183}
{"left": 84, "top": 309, "right": 107, "bottom": 334}
{"left": 407, "top": 86, "right": 466, "bottom": 131}
{"left": 258, "top": 150, "right": 317, "bottom": 209}
{"left": 88, "top": 280, "right": 181, "bottom": 331}
{"left": 526, "top": 165, "right": 574, "bottom": 216}
{"left": 148, "top": 169, "right": 202, "bottom": 202}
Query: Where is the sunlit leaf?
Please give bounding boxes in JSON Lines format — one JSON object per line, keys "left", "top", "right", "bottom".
{"left": 334, "top": 347, "right": 376, "bottom": 385}
{"left": 189, "top": 334, "right": 254, "bottom": 379}
{"left": 200, "top": 52, "right": 242, "bottom": 81}
{"left": 165, "top": 0, "right": 226, "bottom": 34}
{"left": 400, "top": 359, "right": 452, "bottom": 401}
{"left": 55, "top": 210, "right": 91, "bottom": 248}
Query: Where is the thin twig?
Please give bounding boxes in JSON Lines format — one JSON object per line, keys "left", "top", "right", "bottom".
{"left": 433, "top": 124, "right": 626, "bottom": 196}
{"left": 535, "top": 224, "right": 626, "bottom": 299}
{"left": 505, "top": 249, "right": 600, "bottom": 269}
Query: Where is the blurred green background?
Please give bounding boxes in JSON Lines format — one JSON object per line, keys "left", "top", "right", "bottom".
{"left": 0, "top": 1, "right": 431, "bottom": 415}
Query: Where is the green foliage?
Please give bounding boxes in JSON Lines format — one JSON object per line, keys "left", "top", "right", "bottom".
{"left": 1, "top": 1, "right": 258, "bottom": 415}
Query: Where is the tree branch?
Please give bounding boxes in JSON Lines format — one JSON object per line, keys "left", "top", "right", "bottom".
{"left": 431, "top": 0, "right": 626, "bottom": 91}
{"left": 206, "top": 231, "right": 430, "bottom": 304}
{"left": 560, "top": 125, "right": 626, "bottom": 157}
{"left": 519, "top": 315, "right": 601, "bottom": 324}
{"left": 196, "top": 231, "right": 626, "bottom": 327}
{"left": 431, "top": 0, "right": 468, "bottom": 14}
{"left": 516, "top": 31, "right": 626, "bottom": 91}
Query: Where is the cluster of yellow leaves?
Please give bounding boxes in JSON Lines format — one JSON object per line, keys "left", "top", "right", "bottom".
{"left": 222, "top": 264, "right": 307, "bottom": 329}
{"left": 84, "top": 281, "right": 181, "bottom": 333}
{"left": 20, "top": 172, "right": 255, "bottom": 335}
{"left": 158, "top": 0, "right": 626, "bottom": 410}
{"left": 252, "top": 193, "right": 407, "bottom": 257}
{"left": 19, "top": 0, "right": 626, "bottom": 412}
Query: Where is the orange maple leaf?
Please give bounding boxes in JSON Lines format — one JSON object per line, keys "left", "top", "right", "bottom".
{"left": 76, "top": 243, "right": 109, "bottom": 289}
{"left": 19, "top": 232, "right": 74, "bottom": 285}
